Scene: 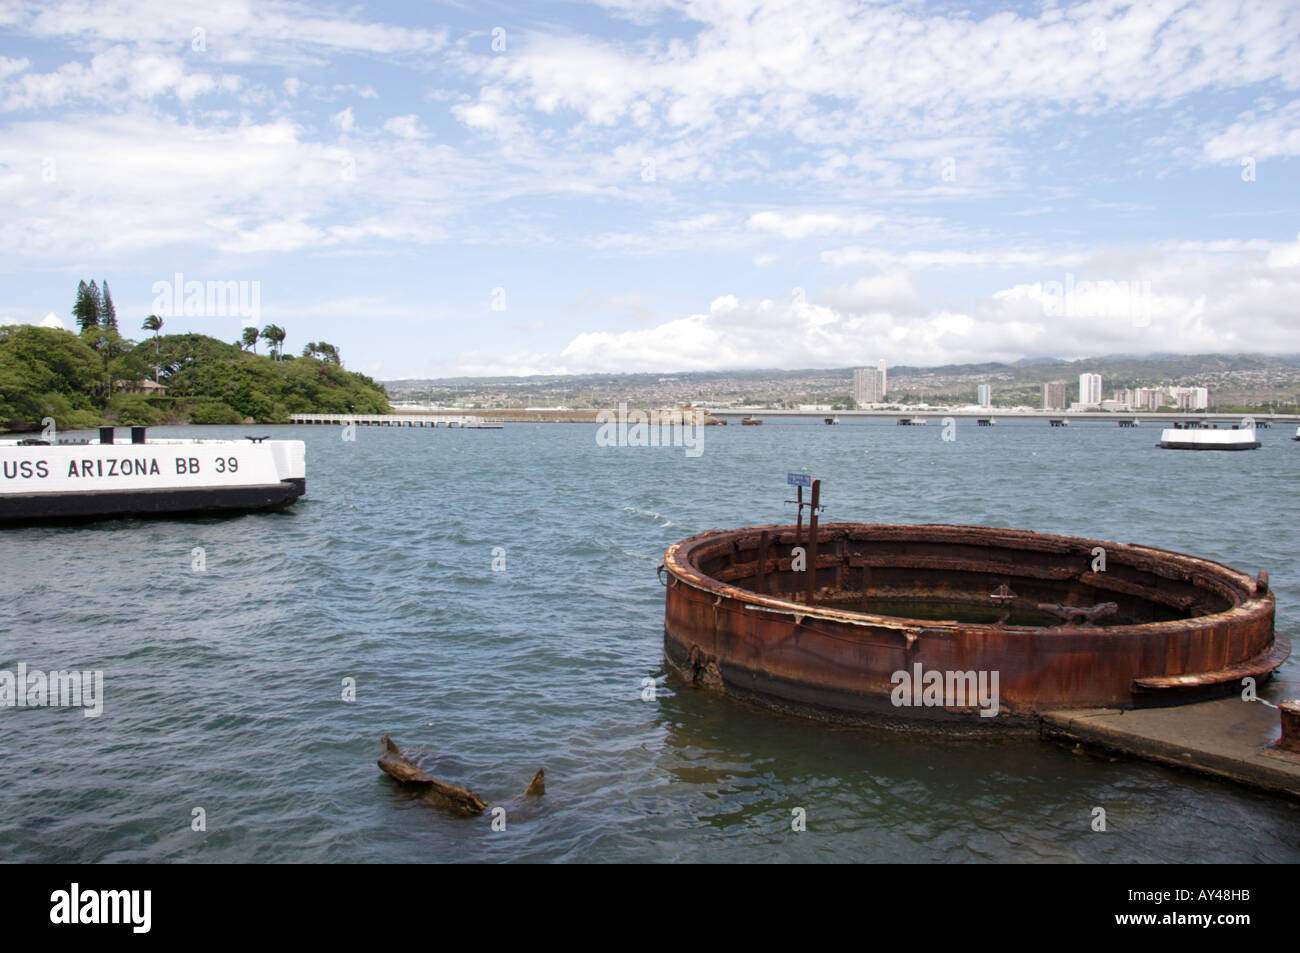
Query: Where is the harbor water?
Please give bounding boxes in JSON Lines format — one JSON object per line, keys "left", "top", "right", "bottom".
{"left": 1, "top": 419, "right": 1297, "bottom": 862}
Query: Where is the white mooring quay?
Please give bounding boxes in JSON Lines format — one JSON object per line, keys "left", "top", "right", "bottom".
{"left": 289, "top": 413, "right": 502, "bottom": 429}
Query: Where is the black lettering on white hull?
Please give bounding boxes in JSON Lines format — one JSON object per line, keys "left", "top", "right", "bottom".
{"left": 2, "top": 460, "right": 49, "bottom": 479}
{"left": 1, "top": 437, "right": 305, "bottom": 524}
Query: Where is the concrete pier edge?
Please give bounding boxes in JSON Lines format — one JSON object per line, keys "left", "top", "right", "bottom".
{"left": 1039, "top": 697, "right": 1300, "bottom": 799}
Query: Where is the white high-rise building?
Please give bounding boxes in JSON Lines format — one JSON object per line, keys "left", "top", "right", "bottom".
{"left": 977, "top": 384, "right": 991, "bottom": 406}
{"left": 854, "top": 367, "right": 885, "bottom": 405}
{"left": 1167, "top": 386, "right": 1209, "bottom": 411}
{"left": 1133, "top": 387, "right": 1164, "bottom": 411}
{"left": 1078, "top": 373, "right": 1103, "bottom": 407}
{"left": 877, "top": 360, "right": 887, "bottom": 398}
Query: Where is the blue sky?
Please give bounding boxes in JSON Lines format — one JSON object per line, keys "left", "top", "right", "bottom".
{"left": 1, "top": 0, "right": 1298, "bottom": 379}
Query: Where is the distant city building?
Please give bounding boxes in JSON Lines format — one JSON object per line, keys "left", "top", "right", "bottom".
{"left": 1113, "top": 388, "right": 1134, "bottom": 409}
{"left": 1125, "top": 385, "right": 1210, "bottom": 411}
{"left": 1078, "top": 373, "right": 1103, "bottom": 407}
{"left": 1042, "top": 381, "right": 1067, "bottom": 410}
{"left": 1168, "top": 386, "right": 1209, "bottom": 410}
{"left": 878, "top": 359, "right": 888, "bottom": 398}
{"left": 1133, "top": 387, "right": 1164, "bottom": 411}
{"left": 977, "top": 383, "right": 991, "bottom": 406}
{"left": 854, "top": 366, "right": 886, "bottom": 405}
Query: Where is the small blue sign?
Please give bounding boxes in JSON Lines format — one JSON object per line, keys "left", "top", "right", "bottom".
{"left": 787, "top": 472, "right": 812, "bottom": 487}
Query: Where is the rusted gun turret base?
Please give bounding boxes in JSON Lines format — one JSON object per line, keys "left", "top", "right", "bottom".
{"left": 663, "top": 523, "right": 1283, "bottom": 723}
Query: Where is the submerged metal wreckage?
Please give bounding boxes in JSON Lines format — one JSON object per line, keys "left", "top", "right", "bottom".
{"left": 378, "top": 734, "right": 544, "bottom": 816}
{"left": 660, "top": 478, "right": 1289, "bottom": 729}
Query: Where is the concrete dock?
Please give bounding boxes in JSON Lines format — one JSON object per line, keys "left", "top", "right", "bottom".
{"left": 1040, "top": 697, "right": 1300, "bottom": 798}
{"left": 288, "top": 413, "right": 502, "bottom": 428}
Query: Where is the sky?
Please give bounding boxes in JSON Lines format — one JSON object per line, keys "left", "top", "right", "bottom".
{"left": 0, "top": 0, "right": 1298, "bottom": 380}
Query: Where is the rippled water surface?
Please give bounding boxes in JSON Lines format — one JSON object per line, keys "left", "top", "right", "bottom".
{"left": 2, "top": 419, "right": 1297, "bottom": 862}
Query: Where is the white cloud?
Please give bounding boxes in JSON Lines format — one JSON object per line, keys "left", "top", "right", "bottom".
{"left": 821, "top": 247, "right": 1087, "bottom": 269}
{"left": 0, "top": 45, "right": 219, "bottom": 109}
{"left": 331, "top": 106, "right": 354, "bottom": 132}
{"left": 453, "top": 240, "right": 1300, "bottom": 374}
{"left": 0, "top": 57, "right": 30, "bottom": 78}
{"left": 0, "top": 311, "right": 65, "bottom": 329}
{"left": 1265, "top": 232, "right": 1300, "bottom": 269}
{"left": 817, "top": 272, "right": 922, "bottom": 315}
{"left": 748, "top": 210, "right": 882, "bottom": 238}
{"left": 451, "top": 0, "right": 1300, "bottom": 183}
{"left": 383, "top": 114, "right": 430, "bottom": 139}
{"left": 1204, "top": 100, "right": 1300, "bottom": 163}
{"left": 0, "top": 111, "right": 473, "bottom": 257}
{"left": 21, "top": 0, "right": 449, "bottom": 62}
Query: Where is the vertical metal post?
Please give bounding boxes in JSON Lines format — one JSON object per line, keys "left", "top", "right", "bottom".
{"left": 793, "top": 484, "right": 804, "bottom": 599}
{"left": 806, "top": 479, "right": 820, "bottom": 606}
{"left": 757, "top": 531, "right": 769, "bottom": 596}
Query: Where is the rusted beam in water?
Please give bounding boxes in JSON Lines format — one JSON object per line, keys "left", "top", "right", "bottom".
{"left": 378, "top": 735, "right": 546, "bottom": 816}
{"left": 378, "top": 734, "right": 488, "bottom": 815}
{"left": 757, "top": 530, "right": 769, "bottom": 596}
{"left": 523, "top": 769, "right": 546, "bottom": 796}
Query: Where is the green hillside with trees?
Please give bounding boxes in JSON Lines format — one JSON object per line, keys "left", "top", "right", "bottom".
{"left": 0, "top": 280, "right": 390, "bottom": 432}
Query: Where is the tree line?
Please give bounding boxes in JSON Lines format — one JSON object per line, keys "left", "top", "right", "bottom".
{"left": 0, "top": 279, "right": 389, "bottom": 431}
{"left": 71, "top": 282, "right": 329, "bottom": 364}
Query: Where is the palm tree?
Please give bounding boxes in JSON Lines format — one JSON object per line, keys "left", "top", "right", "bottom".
{"left": 261, "top": 324, "right": 286, "bottom": 360}
{"left": 301, "top": 341, "right": 341, "bottom": 364}
{"left": 142, "top": 314, "right": 163, "bottom": 354}
{"left": 241, "top": 326, "right": 259, "bottom": 352}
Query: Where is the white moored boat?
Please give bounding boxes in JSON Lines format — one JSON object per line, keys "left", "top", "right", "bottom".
{"left": 1, "top": 426, "right": 306, "bottom": 522}
{"left": 1158, "top": 426, "right": 1259, "bottom": 451}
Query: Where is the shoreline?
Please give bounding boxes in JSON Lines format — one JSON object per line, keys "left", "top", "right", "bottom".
{"left": 8, "top": 406, "right": 1300, "bottom": 435}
